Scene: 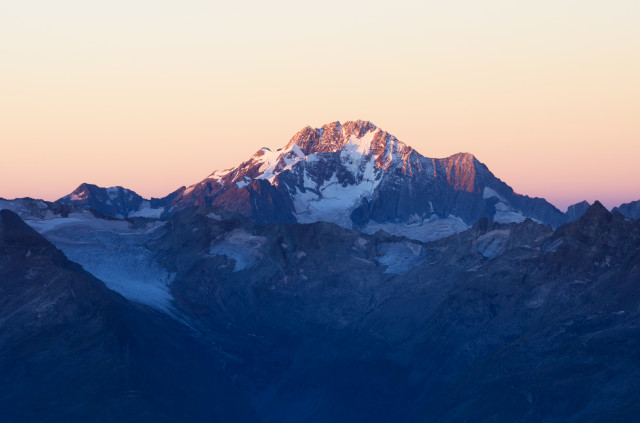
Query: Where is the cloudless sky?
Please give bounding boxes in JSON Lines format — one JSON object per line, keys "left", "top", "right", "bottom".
{"left": 1, "top": 0, "right": 638, "bottom": 210}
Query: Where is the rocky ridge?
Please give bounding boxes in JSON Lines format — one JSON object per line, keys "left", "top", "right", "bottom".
{"left": 613, "top": 199, "right": 640, "bottom": 219}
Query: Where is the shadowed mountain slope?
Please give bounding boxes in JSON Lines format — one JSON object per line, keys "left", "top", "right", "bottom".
{"left": 136, "top": 203, "right": 640, "bottom": 422}
{"left": 0, "top": 209, "right": 259, "bottom": 423}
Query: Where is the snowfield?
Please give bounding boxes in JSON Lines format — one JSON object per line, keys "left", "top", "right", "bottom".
{"left": 26, "top": 212, "right": 177, "bottom": 314}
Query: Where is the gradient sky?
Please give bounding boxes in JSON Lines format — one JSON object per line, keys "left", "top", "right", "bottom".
{"left": 1, "top": 0, "right": 638, "bottom": 211}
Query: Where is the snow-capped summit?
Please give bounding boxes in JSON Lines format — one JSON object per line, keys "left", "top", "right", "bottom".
{"left": 204, "top": 120, "right": 389, "bottom": 186}
{"left": 165, "top": 120, "right": 566, "bottom": 241}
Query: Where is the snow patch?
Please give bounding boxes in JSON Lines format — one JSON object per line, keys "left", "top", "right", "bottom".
{"left": 207, "top": 168, "right": 233, "bottom": 180}
{"left": 483, "top": 187, "right": 504, "bottom": 201}
{"left": 376, "top": 241, "right": 425, "bottom": 273}
{"left": 106, "top": 187, "right": 119, "bottom": 200}
{"left": 207, "top": 212, "right": 223, "bottom": 221}
{"left": 543, "top": 237, "right": 564, "bottom": 253}
{"left": 293, "top": 156, "right": 381, "bottom": 228}
{"left": 129, "top": 206, "right": 164, "bottom": 218}
{"left": 257, "top": 143, "right": 307, "bottom": 182}
{"left": 71, "top": 192, "right": 87, "bottom": 201}
{"left": 363, "top": 215, "right": 469, "bottom": 243}
{"left": 26, "top": 214, "right": 176, "bottom": 314}
{"left": 209, "top": 229, "right": 267, "bottom": 271}
{"left": 493, "top": 202, "right": 527, "bottom": 223}
{"left": 475, "top": 229, "right": 510, "bottom": 259}
{"left": 25, "top": 211, "right": 99, "bottom": 233}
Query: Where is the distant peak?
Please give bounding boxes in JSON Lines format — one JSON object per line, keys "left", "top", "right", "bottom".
{"left": 611, "top": 199, "right": 640, "bottom": 220}
{"left": 571, "top": 200, "right": 591, "bottom": 208}
{"left": 61, "top": 183, "right": 96, "bottom": 200}
{"left": 578, "top": 201, "right": 611, "bottom": 224}
{"left": 565, "top": 200, "right": 591, "bottom": 220}
{"left": 446, "top": 152, "right": 476, "bottom": 161}
{"left": 74, "top": 182, "right": 95, "bottom": 192}
{"left": 317, "top": 119, "right": 376, "bottom": 132}
{"left": 57, "top": 183, "right": 143, "bottom": 210}
{"left": 587, "top": 200, "right": 609, "bottom": 213}
{"left": 71, "top": 183, "right": 132, "bottom": 194}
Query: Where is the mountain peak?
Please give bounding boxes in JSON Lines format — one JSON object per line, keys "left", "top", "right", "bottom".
{"left": 566, "top": 200, "right": 591, "bottom": 220}
{"left": 576, "top": 201, "right": 612, "bottom": 226}
{"left": 448, "top": 152, "right": 476, "bottom": 161}
{"left": 583, "top": 200, "right": 609, "bottom": 215}
{"left": 57, "top": 183, "right": 146, "bottom": 218}
{"left": 287, "top": 120, "right": 383, "bottom": 155}
{"left": 612, "top": 199, "right": 640, "bottom": 220}
{"left": 165, "top": 120, "right": 567, "bottom": 237}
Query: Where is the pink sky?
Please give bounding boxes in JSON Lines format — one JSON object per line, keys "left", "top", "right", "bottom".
{"left": 1, "top": 1, "right": 638, "bottom": 211}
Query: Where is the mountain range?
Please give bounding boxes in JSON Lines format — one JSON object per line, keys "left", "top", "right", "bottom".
{"left": 48, "top": 120, "right": 628, "bottom": 240}
{"left": 2, "top": 120, "right": 640, "bottom": 422}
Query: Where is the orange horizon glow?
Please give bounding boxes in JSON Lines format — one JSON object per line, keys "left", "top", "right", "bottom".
{"left": 1, "top": 1, "right": 638, "bottom": 211}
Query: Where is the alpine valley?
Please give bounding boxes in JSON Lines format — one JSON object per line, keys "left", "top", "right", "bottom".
{"left": 2, "top": 121, "right": 640, "bottom": 422}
